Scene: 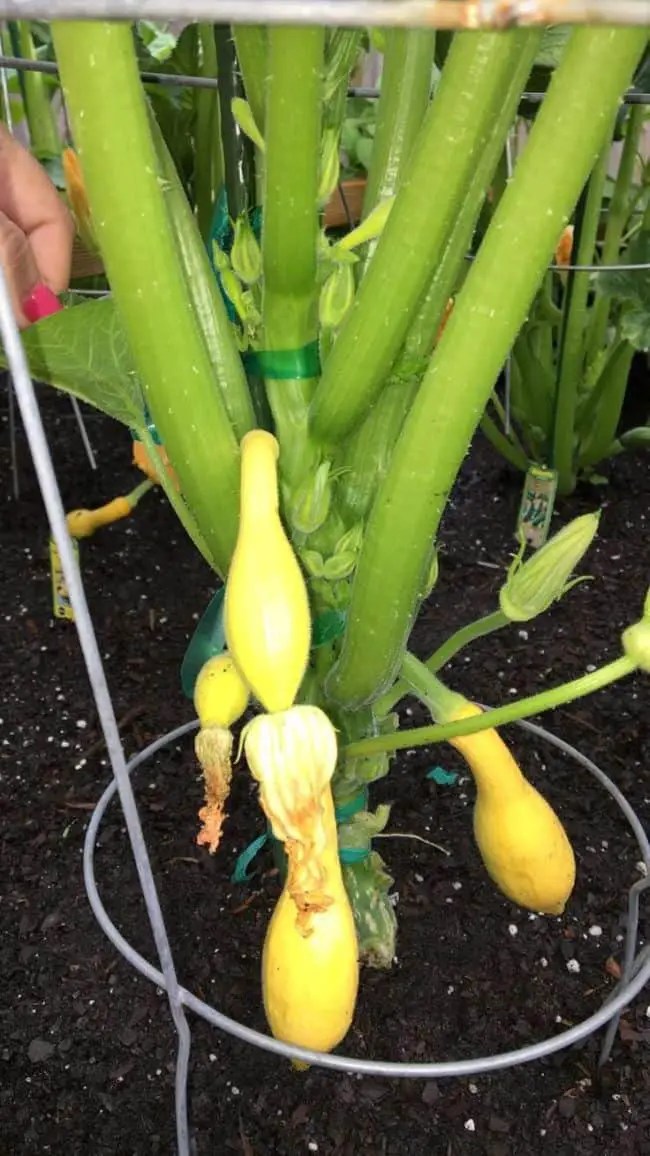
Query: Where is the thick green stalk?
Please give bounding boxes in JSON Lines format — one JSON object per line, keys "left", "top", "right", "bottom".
{"left": 195, "top": 24, "right": 222, "bottom": 242}
{"left": 148, "top": 108, "right": 255, "bottom": 440}
{"left": 347, "top": 656, "right": 636, "bottom": 758}
{"left": 52, "top": 22, "right": 241, "bottom": 576}
{"left": 233, "top": 24, "right": 267, "bottom": 133}
{"left": 586, "top": 104, "right": 645, "bottom": 367}
{"left": 375, "top": 610, "right": 509, "bottom": 716}
{"left": 327, "top": 27, "right": 647, "bottom": 709}
{"left": 362, "top": 29, "right": 435, "bottom": 220}
{"left": 310, "top": 30, "right": 537, "bottom": 445}
{"left": 552, "top": 129, "right": 613, "bottom": 494}
{"left": 262, "top": 26, "right": 324, "bottom": 482}
{"left": 17, "top": 22, "right": 60, "bottom": 156}
{"left": 402, "top": 39, "right": 543, "bottom": 365}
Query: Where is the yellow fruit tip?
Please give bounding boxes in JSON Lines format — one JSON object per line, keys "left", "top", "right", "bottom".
{"left": 291, "top": 1060, "right": 310, "bottom": 1072}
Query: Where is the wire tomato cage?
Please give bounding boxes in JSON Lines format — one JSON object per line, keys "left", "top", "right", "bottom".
{"left": 1, "top": 15, "right": 650, "bottom": 1155}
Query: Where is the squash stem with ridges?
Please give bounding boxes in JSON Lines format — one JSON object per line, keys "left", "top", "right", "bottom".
{"left": 326, "top": 27, "right": 648, "bottom": 709}
{"left": 261, "top": 25, "right": 324, "bottom": 484}
{"left": 309, "top": 30, "right": 536, "bottom": 445}
{"left": 52, "top": 21, "right": 242, "bottom": 575}
{"left": 347, "top": 656, "right": 637, "bottom": 758}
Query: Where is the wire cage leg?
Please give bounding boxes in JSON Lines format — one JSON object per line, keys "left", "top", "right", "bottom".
{"left": 0, "top": 260, "right": 194, "bottom": 1156}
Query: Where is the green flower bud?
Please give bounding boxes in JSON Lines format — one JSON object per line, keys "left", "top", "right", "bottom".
{"left": 231, "top": 214, "right": 262, "bottom": 285}
{"left": 622, "top": 591, "right": 650, "bottom": 671}
{"left": 231, "top": 97, "right": 265, "bottom": 152}
{"left": 336, "top": 196, "right": 395, "bottom": 253}
{"left": 301, "top": 549, "right": 325, "bottom": 578}
{"left": 322, "top": 551, "right": 357, "bottom": 581}
{"left": 500, "top": 512, "right": 599, "bottom": 623}
{"left": 335, "top": 522, "right": 364, "bottom": 557}
{"left": 220, "top": 267, "right": 248, "bottom": 323}
{"left": 291, "top": 461, "right": 332, "bottom": 534}
{"left": 319, "top": 263, "right": 355, "bottom": 330}
{"left": 317, "top": 127, "right": 341, "bottom": 207}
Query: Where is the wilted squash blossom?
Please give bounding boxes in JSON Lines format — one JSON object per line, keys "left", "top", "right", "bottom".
{"left": 244, "top": 706, "right": 359, "bottom": 1056}
{"left": 554, "top": 224, "right": 574, "bottom": 267}
{"left": 193, "top": 655, "right": 250, "bottom": 853}
{"left": 62, "top": 147, "right": 98, "bottom": 255}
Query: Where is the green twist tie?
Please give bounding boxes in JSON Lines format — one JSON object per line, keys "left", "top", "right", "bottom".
{"left": 232, "top": 788, "right": 370, "bottom": 883}
{"left": 248, "top": 342, "right": 321, "bottom": 381}
{"left": 336, "top": 788, "right": 371, "bottom": 866}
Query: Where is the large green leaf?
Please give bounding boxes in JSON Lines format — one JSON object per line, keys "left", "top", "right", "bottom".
{"left": 0, "top": 297, "right": 144, "bottom": 428}
{"left": 599, "top": 233, "right": 650, "bottom": 352}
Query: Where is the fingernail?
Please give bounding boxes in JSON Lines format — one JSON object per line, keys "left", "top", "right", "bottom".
{"left": 22, "top": 282, "right": 62, "bottom": 323}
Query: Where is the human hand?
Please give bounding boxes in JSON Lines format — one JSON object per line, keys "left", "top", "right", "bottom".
{"left": 0, "top": 123, "right": 74, "bottom": 326}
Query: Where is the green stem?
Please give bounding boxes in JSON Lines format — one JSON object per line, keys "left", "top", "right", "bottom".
{"left": 398, "top": 652, "right": 466, "bottom": 718}
{"left": 348, "top": 655, "right": 636, "bottom": 757}
{"left": 481, "top": 411, "right": 529, "bottom": 472}
{"left": 375, "top": 610, "right": 509, "bottom": 716}
{"left": 16, "top": 22, "right": 60, "bottom": 156}
{"left": 139, "top": 426, "right": 218, "bottom": 571}
{"left": 586, "top": 104, "right": 645, "bottom": 367}
{"left": 552, "top": 128, "right": 613, "bottom": 494}
{"left": 149, "top": 106, "right": 255, "bottom": 441}
{"left": 233, "top": 24, "right": 267, "bottom": 134}
{"left": 262, "top": 26, "right": 324, "bottom": 483}
{"left": 52, "top": 22, "right": 242, "bottom": 577}
{"left": 326, "top": 27, "right": 647, "bottom": 710}
{"left": 402, "top": 42, "right": 540, "bottom": 365}
{"left": 195, "top": 24, "right": 222, "bottom": 242}
{"left": 361, "top": 28, "right": 435, "bottom": 253}
{"left": 310, "top": 30, "right": 540, "bottom": 445}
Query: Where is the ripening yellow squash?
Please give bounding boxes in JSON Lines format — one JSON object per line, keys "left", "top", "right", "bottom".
{"left": 225, "top": 430, "right": 311, "bottom": 713}
{"left": 193, "top": 654, "right": 250, "bottom": 729}
{"left": 450, "top": 703, "right": 575, "bottom": 915}
{"left": 262, "top": 785, "right": 359, "bottom": 1054}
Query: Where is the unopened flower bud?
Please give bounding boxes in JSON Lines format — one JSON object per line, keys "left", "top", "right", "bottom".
{"left": 335, "top": 523, "right": 363, "bottom": 557}
{"left": 622, "top": 591, "right": 650, "bottom": 671}
{"left": 317, "top": 127, "right": 341, "bottom": 206}
{"left": 231, "top": 213, "right": 262, "bottom": 284}
{"left": 291, "top": 460, "right": 332, "bottom": 534}
{"left": 500, "top": 512, "right": 599, "bottom": 622}
{"left": 322, "top": 551, "right": 357, "bottom": 580}
{"left": 319, "top": 264, "right": 355, "bottom": 330}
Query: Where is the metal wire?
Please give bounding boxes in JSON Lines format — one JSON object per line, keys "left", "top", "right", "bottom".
{"left": 0, "top": 0, "right": 647, "bottom": 25}
{"left": 0, "top": 251, "right": 193, "bottom": 1156}
{"left": 2, "top": 56, "right": 650, "bottom": 107}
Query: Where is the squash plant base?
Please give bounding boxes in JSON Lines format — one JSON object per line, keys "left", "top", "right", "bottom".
{"left": 5, "top": 415, "right": 650, "bottom": 1153}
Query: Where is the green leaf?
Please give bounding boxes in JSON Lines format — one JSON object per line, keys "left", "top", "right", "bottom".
{"left": 620, "top": 425, "right": 650, "bottom": 449}
{"left": 535, "top": 26, "right": 572, "bottom": 70}
{"left": 598, "top": 233, "right": 650, "bottom": 351}
{"left": 136, "top": 20, "right": 178, "bottom": 63}
{"left": 231, "top": 97, "right": 266, "bottom": 153}
{"left": 0, "top": 298, "right": 144, "bottom": 427}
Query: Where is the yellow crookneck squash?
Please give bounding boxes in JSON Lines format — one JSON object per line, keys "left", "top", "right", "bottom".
{"left": 244, "top": 706, "right": 359, "bottom": 1056}
{"left": 450, "top": 703, "right": 576, "bottom": 915}
{"left": 224, "top": 430, "right": 311, "bottom": 714}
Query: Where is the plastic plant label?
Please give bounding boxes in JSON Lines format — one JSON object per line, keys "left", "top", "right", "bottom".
{"left": 516, "top": 465, "right": 558, "bottom": 549}
{"left": 50, "top": 536, "right": 79, "bottom": 621}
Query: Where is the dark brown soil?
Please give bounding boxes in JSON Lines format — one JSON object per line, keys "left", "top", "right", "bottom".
{"left": 1, "top": 385, "right": 649, "bottom": 1156}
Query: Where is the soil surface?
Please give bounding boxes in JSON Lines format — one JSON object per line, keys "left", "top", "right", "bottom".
{"left": 1, "top": 385, "right": 649, "bottom": 1156}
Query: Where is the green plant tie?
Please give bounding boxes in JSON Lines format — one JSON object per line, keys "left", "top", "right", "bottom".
{"left": 130, "top": 403, "right": 162, "bottom": 446}
{"left": 231, "top": 788, "right": 370, "bottom": 882}
{"left": 246, "top": 342, "right": 321, "bottom": 381}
